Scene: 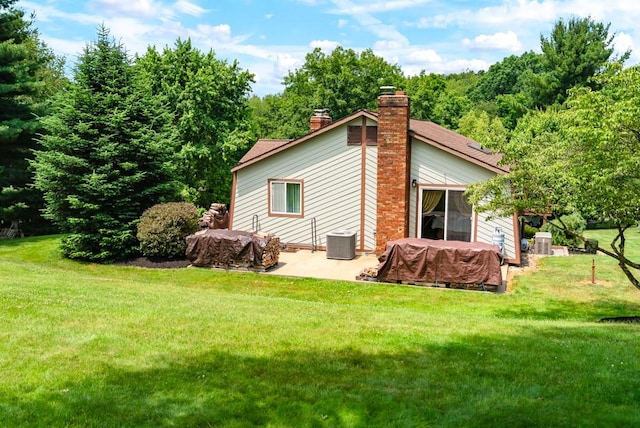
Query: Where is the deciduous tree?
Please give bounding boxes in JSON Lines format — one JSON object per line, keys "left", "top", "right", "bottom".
{"left": 278, "top": 47, "right": 405, "bottom": 137}
{"left": 405, "top": 71, "right": 446, "bottom": 121}
{"left": 456, "top": 109, "right": 508, "bottom": 149}
{"left": 467, "top": 66, "right": 640, "bottom": 290}
{"left": 136, "top": 40, "right": 254, "bottom": 207}
{"left": 467, "top": 52, "right": 542, "bottom": 103}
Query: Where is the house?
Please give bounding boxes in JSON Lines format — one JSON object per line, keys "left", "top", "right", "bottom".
{"left": 229, "top": 90, "right": 521, "bottom": 265}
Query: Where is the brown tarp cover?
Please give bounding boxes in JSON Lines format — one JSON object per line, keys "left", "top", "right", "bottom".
{"left": 186, "top": 229, "right": 269, "bottom": 267}
{"left": 377, "top": 238, "right": 502, "bottom": 286}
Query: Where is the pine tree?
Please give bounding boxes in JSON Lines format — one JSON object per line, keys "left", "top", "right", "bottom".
{"left": 32, "top": 26, "right": 177, "bottom": 261}
{"left": 0, "top": 0, "right": 63, "bottom": 234}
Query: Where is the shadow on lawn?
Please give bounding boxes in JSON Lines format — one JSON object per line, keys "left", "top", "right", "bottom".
{"left": 3, "top": 326, "right": 640, "bottom": 427}
{"left": 0, "top": 234, "right": 56, "bottom": 247}
{"left": 494, "top": 297, "right": 640, "bottom": 322}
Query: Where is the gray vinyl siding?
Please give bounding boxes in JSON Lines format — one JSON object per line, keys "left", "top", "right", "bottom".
{"left": 476, "top": 212, "right": 516, "bottom": 260}
{"left": 364, "top": 145, "right": 377, "bottom": 251}
{"left": 233, "top": 121, "right": 371, "bottom": 249}
{"left": 410, "top": 139, "right": 518, "bottom": 259}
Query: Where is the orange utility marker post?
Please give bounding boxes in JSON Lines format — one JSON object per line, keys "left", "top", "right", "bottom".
{"left": 591, "top": 259, "right": 595, "bottom": 284}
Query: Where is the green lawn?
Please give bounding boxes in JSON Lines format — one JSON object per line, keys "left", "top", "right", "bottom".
{"left": 1, "top": 232, "right": 640, "bottom": 427}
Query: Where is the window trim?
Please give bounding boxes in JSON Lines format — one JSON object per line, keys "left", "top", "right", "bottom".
{"left": 268, "top": 178, "right": 304, "bottom": 218}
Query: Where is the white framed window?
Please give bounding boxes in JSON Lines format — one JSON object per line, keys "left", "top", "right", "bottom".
{"left": 269, "top": 179, "right": 303, "bottom": 217}
{"left": 418, "top": 187, "right": 473, "bottom": 242}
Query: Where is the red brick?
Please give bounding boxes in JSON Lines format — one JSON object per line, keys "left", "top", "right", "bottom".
{"left": 376, "top": 92, "right": 410, "bottom": 254}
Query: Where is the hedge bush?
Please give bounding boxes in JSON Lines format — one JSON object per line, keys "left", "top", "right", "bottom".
{"left": 137, "top": 202, "right": 199, "bottom": 259}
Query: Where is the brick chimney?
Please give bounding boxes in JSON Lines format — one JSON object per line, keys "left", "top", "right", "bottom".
{"left": 376, "top": 90, "right": 411, "bottom": 254}
{"left": 310, "top": 108, "right": 332, "bottom": 132}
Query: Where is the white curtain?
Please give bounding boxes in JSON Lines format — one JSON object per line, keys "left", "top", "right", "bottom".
{"left": 449, "top": 190, "right": 472, "bottom": 217}
{"left": 271, "top": 182, "right": 285, "bottom": 212}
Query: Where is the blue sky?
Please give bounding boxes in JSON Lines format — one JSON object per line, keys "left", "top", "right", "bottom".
{"left": 20, "top": 0, "right": 640, "bottom": 96}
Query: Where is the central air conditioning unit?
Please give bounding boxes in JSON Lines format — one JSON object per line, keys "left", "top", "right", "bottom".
{"left": 326, "top": 230, "right": 356, "bottom": 260}
{"left": 534, "top": 232, "right": 552, "bottom": 255}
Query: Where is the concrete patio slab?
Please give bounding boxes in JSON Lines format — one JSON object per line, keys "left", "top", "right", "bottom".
{"left": 263, "top": 250, "right": 379, "bottom": 282}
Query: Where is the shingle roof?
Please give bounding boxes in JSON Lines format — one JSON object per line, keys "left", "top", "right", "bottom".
{"left": 237, "top": 139, "right": 291, "bottom": 164}
{"left": 233, "top": 110, "right": 507, "bottom": 174}
{"left": 408, "top": 118, "right": 507, "bottom": 174}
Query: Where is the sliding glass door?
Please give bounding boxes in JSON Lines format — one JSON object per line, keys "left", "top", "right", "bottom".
{"left": 419, "top": 188, "right": 472, "bottom": 241}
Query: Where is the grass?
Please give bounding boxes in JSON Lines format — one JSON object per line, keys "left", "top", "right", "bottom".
{"left": 1, "top": 232, "right": 640, "bottom": 427}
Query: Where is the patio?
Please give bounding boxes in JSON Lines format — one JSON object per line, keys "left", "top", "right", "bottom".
{"left": 263, "top": 250, "right": 379, "bottom": 282}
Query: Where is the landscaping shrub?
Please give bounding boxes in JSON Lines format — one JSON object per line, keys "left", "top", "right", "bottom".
{"left": 523, "top": 224, "right": 539, "bottom": 239}
{"left": 541, "top": 212, "right": 586, "bottom": 247}
{"left": 137, "top": 202, "right": 199, "bottom": 259}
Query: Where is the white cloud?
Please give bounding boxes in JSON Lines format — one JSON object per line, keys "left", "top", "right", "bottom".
{"left": 469, "top": 0, "right": 560, "bottom": 26}
{"left": 462, "top": 31, "right": 522, "bottom": 52}
{"left": 22, "top": 1, "right": 102, "bottom": 26}
{"left": 106, "top": 16, "right": 157, "bottom": 49}
{"left": 401, "top": 55, "right": 489, "bottom": 76}
{"left": 374, "top": 39, "right": 406, "bottom": 51}
{"left": 441, "top": 58, "right": 490, "bottom": 73}
{"left": 328, "top": 0, "right": 432, "bottom": 14}
{"left": 40, "top": 37, "right": 87, "bottom": 59}
{"left": 86, "top": 0, "right": 173, "bottom": 19}
{"left": 194, "top": 24, "right": 233, "bottom": 43}
{"left": 405, "top": 48, "right": 442, "bottom": 64}
{"left": 337, "top": 19, "right": 349, "bottom": 28}
{"left": 412, "top": 0, "right": 560, "bottom": 29}
{"left": 411, "top": 15, "right": 453, "bottom": 30}
{"left": 310, "top": 39, "right": 340, "bottom": 51}
{"left": 614, "top": 31, "right": 634, "bottom": 57}
{"left": 330, "top": 0, "right": 409, "bottom": 47}
{"left": 274, "top": 53, "right": 302, "bottom": 76}
{"left": 146, "top": 20, "right": 189, "bottom": 41}
{"left": 174, "top": 0, "right": 207, "bottom": 16}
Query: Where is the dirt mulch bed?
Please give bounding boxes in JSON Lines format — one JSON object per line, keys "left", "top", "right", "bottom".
{"left": 116, "top": 257, "right": 191, "bottom": 269}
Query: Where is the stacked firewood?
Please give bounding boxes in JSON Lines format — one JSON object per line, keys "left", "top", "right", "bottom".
{"left": 198, "top": 203, "right": 229, "bottom": 229}
{"left": 257, "top": 233, "right": 280, "bottom": 268}
{"left": 186, "top": 229, "right": 280, "bottom": 270}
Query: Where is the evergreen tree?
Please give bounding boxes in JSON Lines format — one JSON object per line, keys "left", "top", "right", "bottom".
{"left": 527, "top": 17, "right": 625, "bottom": 107}
{"left": 32, "top": 26, "right": 176, "bottom": 261}
{"left": 0, "top": 0, "right": 64, "bottom": 234}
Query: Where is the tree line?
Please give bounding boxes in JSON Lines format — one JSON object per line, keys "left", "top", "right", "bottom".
{"left": 3, "top": 0, "right": 640, "bottom": 284}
